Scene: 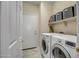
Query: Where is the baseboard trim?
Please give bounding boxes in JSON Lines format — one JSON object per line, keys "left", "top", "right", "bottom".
{"left": 22, "top": 47, "right": 37, "bottom": 51}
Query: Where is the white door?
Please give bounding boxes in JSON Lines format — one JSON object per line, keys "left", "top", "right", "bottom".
{"left": 76, "top": 1, "right": 79, "bottom": 58}
{"left": 9, "top": 40, "right": 22, "bottom": 58}
{"left": 9, "top": 1, "right": 23, "bottom": 57}
{"left": 0, "top": 1, "right": 23, "bottom": 57}
{"left": 9, "top": 2, "right": 17, "bottom": 45}
{"left": 23, "top": 13, "right": 39, "bottom": 49}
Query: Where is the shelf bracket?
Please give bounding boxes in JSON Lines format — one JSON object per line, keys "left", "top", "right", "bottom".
{"left": 63, "top": 21, "right": 67, "bottom": 26}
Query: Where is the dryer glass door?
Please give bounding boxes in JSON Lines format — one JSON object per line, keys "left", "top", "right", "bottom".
{"left": 51, "top": 44, "right": 71, "bottom": 58}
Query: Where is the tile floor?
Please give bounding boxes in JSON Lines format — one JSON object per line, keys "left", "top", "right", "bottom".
{"left": 23, "top": 47, "right": 42, "bottom": 58}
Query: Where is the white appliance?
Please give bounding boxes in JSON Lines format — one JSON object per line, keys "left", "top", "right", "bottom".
{"left": 41, "top": 33, "right": 52, "bottom": 58}
{"left": 51, "top": 33, "right": 77, "bottom": 58}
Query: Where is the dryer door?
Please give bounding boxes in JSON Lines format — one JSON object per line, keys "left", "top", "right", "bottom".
{"left": 51, "top": 43, "right": 71, "bottom": 58}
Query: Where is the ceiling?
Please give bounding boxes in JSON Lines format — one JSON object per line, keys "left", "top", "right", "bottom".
{"left": 23, "top": 1, "right": 55, "bottom": 5}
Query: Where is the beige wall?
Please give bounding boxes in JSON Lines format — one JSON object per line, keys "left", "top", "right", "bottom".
{"left": 52, "top": 1, "right": 76, "bottom": 15}
{"left": 23, "top": 2, "right": 40, "bottom": 46}
{"left": 39, "top": 1, "right": 76, "bottom": 35}
{"left": 23, "top": 2, "right": 39, "bottom": 15}
{"left": 23, "top": 1, "right": 77, "bottom": 35}
{"left": 51, "top": 1, "right": 76, "bottom": 35}
{"left": 23, "top": 2, "right": 52, "bottom": 47}
{"left": 40, "top": 2, "right": 52, "bottom": 33}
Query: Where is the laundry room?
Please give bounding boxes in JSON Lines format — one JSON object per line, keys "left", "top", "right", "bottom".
{"left": 41, "top": 1, "right": 78, "bottom": 58}
{"left": 0, "top": 1, "right": 79, "bottom": 58}
{"left": 22, "top": 1, "right": 78, "bottom": 58}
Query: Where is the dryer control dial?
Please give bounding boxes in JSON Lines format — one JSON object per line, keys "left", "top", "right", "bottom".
{"left": 57, "top": 39, "right": 62, "bottom": 43}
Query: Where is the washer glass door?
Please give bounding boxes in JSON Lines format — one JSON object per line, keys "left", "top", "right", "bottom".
{"left": 42, "top": 39, "right": 48, "bottom": 54}
{"left": 52, "top": 44, "right": 71, "bottom": 58}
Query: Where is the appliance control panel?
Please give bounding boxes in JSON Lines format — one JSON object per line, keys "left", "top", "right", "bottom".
{"left": 65, "top": 41, "right": 76, "bottom": 47}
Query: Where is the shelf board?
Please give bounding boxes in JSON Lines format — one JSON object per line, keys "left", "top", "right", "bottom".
{"left": 49, "top": 16, "right": 76, "bottom": 25}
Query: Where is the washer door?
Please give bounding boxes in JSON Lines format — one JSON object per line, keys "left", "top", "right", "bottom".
{"left": 51, "top": 43, "right": 71, "bottom": 58}
{"left": 42, "top": 39, "right": 48, "bottom": 54}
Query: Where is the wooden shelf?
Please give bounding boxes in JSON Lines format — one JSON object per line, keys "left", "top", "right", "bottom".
{"left": 49, "top": 16, "right": 76, "bottom": 25}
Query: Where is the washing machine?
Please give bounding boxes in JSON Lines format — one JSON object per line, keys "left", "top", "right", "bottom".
{"left": 41, "top": 33, "right": 52, "bottom": 58}
{"left": 51, "top": 33, "right": 77, "bottom": 58}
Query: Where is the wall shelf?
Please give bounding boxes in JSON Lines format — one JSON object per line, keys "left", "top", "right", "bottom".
{"left": 49, "top": 16, "right": 76, "bottom": 25}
